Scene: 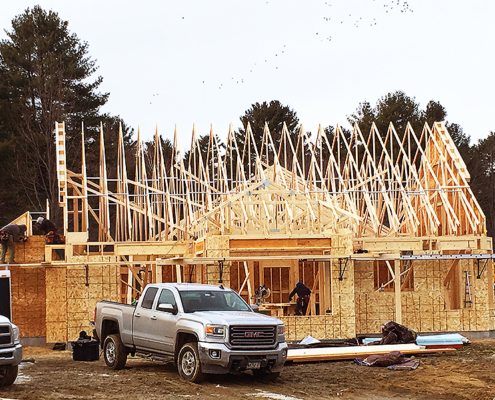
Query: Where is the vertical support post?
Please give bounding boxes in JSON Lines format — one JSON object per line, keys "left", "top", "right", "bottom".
{"left": 126, "top": 257, "right": 134, "bottom": 304}
{"left": 321, "top": 261, "right": 332, "bottom": 314}
{"left": 488, "top": 259, "right": 494, "bottom": 309}
{"left": 394, "top": 259, "right": 402, "bottom": 324}
{"left": 156, "top": 264, "right": 163, "bottom": 284}
{"left": 46, "top": 199, "right": 50, "bottom": 220}
{"left": 176, "top": 264, "right": 182, "bottom": 283}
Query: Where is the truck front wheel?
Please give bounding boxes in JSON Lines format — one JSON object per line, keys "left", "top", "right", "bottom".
{"left": 177, "top": 342, "right": 205, "bottom": 383}
{"left": 0, "top": 365, "right": 18, "bottom": 387}
{"left": 103, "top": 334, "right": 127, "bottom": 370}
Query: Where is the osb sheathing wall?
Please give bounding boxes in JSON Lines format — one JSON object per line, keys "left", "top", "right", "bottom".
{"left": 8, "top": 236, "right": 46, "bottom": 338}
{"left": 354, "top": 259, "right": 493, "bottom": 335}
{"left": 204, "top": 236, "right": 230, "bottom": 286}
{"left": 46, "top": 255, "right": 120, "bottom": 342}
{"left": 280, "top": 254, "right": 355, "bottom": 341}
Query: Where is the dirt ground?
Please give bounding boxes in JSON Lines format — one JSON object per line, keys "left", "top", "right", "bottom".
{"left": 1, "top": 340, "right": 495, "bottom": 400}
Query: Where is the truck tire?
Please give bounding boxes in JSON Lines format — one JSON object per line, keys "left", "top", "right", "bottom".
{"left": 177, "top": 342, "right": 205, "bottom": 383}
{"left": 252, "top": 368, "right": 280, "bottom": 382}
{"left": 103, "top": 334, "right": 127, "bottom": 370}
{"left": 0, "top": 365, "right": 18, "bottom": 387}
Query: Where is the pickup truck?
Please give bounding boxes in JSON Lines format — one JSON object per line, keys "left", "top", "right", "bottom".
{"left": 0, "top": 315, "right": 22, "bottom": 387}
{"left": 94, "top": 283, "right": 287, "bottom": 383}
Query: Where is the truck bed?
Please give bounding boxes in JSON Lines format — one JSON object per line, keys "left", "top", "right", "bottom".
{"left": 98, "top": 300, "right": 136, "bottom": 308}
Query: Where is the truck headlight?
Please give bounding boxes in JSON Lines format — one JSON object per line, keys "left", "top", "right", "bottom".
{"left": 206, "top": 325, "right": 225, "bottom": 337}
{"left": 277, "top": 325, "right": 285, "bottom": 335}
{"left": 12, "top": 324, "right": 20, "bottom": 344}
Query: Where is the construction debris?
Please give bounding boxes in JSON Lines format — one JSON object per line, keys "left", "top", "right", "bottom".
{"left": 354, "top": 351, "right": 419, "bottom": 370}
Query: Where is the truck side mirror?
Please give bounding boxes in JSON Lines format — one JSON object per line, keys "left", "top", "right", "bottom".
{"left": 157, "top": 303, "right": 177, "bottom": 314}
{"left": 250, "top": 304, "right": 259, "bottom": 313}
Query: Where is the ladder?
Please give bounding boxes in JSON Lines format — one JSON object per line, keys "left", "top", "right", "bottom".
{"left": 464, "top": 270, "right": 473, "bottom": 308}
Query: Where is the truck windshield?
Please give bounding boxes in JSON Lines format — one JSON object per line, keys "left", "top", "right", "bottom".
{"left": 179, "top": 290, "right": 251, "bottom": 313}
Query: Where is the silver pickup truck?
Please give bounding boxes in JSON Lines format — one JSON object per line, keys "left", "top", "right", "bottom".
{"left": 94, "top": 283, "right": 287, "bottom": 383}
{"left": 0, "top": 315, "right": 22, "bottom": 387}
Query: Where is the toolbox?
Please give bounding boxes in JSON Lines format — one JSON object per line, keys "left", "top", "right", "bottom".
{"left": 72, "top": 338, "right": 100, "bottom": 361}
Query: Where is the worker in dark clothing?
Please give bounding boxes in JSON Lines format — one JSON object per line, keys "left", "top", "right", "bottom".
{"left": 289, "top": 281, "right": 311, "bottom": 316}
{"left": 35, "top": 217, "right": 64, "bottom": 260}
{"left": 0, "top": 224, "right": 27, "bottom": 264}
{"left": 36, "top": 217, "right": 58, "bottom": 234}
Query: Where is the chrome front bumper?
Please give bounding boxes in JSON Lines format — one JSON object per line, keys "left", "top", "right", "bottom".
{"left": 198, "top": 341, "right": 287, "bottom": 374}
{"left": 0, "top": 343, "right": 22, "bottom": 366}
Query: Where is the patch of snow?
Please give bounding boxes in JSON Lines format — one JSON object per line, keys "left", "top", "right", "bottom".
{"left": 14, "top": 365, "right": 31, "bottom": 384}
{"left": 246, "top": 390, "right": 303, "bottom": 400}
{"left": 216, "top": 384, "right": 227, "bottom": 388}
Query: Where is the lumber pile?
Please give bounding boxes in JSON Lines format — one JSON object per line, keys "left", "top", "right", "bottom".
{"left": 287, "top": 343, "right": 456, "bottom": 363}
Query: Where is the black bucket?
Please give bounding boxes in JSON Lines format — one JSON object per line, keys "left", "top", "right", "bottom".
{"left": 72, "top": 339, "right": 100, "bottom": 361}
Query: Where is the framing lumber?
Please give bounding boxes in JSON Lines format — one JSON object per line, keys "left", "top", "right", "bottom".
{"left": 47, "top": 119, "right": 492, "bottom": 330}
{"left": 55, "top": 120, "right": 486, "bottom": 244}
{"left": 287, "top": 345, "right": 457, "bottom": 362}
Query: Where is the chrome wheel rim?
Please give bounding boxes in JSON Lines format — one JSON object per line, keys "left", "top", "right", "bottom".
{"left": 106, "top": 341, "right": 116, "bottom": 364}
{"left": 181, "top": 350, "right": 196, "bottom": 376}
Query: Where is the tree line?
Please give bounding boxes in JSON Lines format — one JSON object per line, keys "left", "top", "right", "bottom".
{"left": 1, "top": 7, "right": 494, "bottom": 239}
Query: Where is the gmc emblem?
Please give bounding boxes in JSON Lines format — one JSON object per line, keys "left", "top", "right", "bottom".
{"left": 244, "top": 331, "right": 262, "bottom": 338}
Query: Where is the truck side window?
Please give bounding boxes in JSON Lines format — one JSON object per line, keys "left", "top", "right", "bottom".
{"left": 156, "top": 289, "right": 176, "bottom": 309}
{"left": 141, "top": 287, "right": 158, "bottom": 309}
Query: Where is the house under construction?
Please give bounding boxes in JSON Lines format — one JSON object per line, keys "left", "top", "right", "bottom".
{"left": 5, "top": 120, "right": 494, "bottom": 343}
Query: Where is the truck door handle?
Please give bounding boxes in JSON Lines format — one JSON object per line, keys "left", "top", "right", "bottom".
{"left": 151, "top": 316, "right": 157, "bottom": 320}
{"left": 135, "top": 313, "right": 141, "bottom": 317}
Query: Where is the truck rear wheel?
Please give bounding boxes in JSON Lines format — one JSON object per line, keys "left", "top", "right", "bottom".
{"left": 103, "top": 334, "right": 127, "bottom": 370}
{"left": 177, "top": 342, "right": 205, "bottom": 383}
{"left": 252, "top": 368, "right": 280, "bottom": 382}
{"left": 0, "top": 365, "right": 18, "bottom": 387}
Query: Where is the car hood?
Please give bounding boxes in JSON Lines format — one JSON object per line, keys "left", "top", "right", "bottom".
{"left": 181, "top": 311, "right": 282, "bottom": 326}
{"left": 0, "top": 315, "right": 11, "bottom": 324}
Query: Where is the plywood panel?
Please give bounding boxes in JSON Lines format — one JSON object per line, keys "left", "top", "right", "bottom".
{"left": 9, "top": 265, "right": 46, "bottom": 338}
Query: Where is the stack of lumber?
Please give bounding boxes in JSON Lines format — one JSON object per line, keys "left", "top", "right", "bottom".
{"left": 287, "top": 343, "right": 456, "bottom": 363}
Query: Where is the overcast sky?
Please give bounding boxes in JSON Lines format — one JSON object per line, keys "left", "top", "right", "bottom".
{"left": 1, "top": 0, "right": 493, "bottom": 146}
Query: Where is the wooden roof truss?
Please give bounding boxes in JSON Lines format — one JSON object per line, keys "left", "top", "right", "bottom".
{"left": 56, "top": 120, "right": 486, "bottom": 242}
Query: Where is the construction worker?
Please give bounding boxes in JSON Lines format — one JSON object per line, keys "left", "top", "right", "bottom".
{"left": 35, "top": 217, "right": 64, "bottom": 260}
{"left": 289, "top": 281, "right": 311, "bottom": 316}
{"left": 35, "top": 217, "right": 58, "bottom": 235}
{"left": 0, "top": 224, "right": 27, "bottom": 264}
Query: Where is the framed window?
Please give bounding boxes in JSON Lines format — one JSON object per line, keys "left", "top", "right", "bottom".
{"left": 373, "top": 261, "right": 414, "bottom": 292}
{"left": 373, "top": 261, "right": 394, "bottom": 291}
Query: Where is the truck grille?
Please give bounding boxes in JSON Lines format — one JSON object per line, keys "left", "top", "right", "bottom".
{"left": 229, "top": 325, "right": 276, "bottom": 348}
{"left": 0, "top": 325, "right": 12, "bottom": 346}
